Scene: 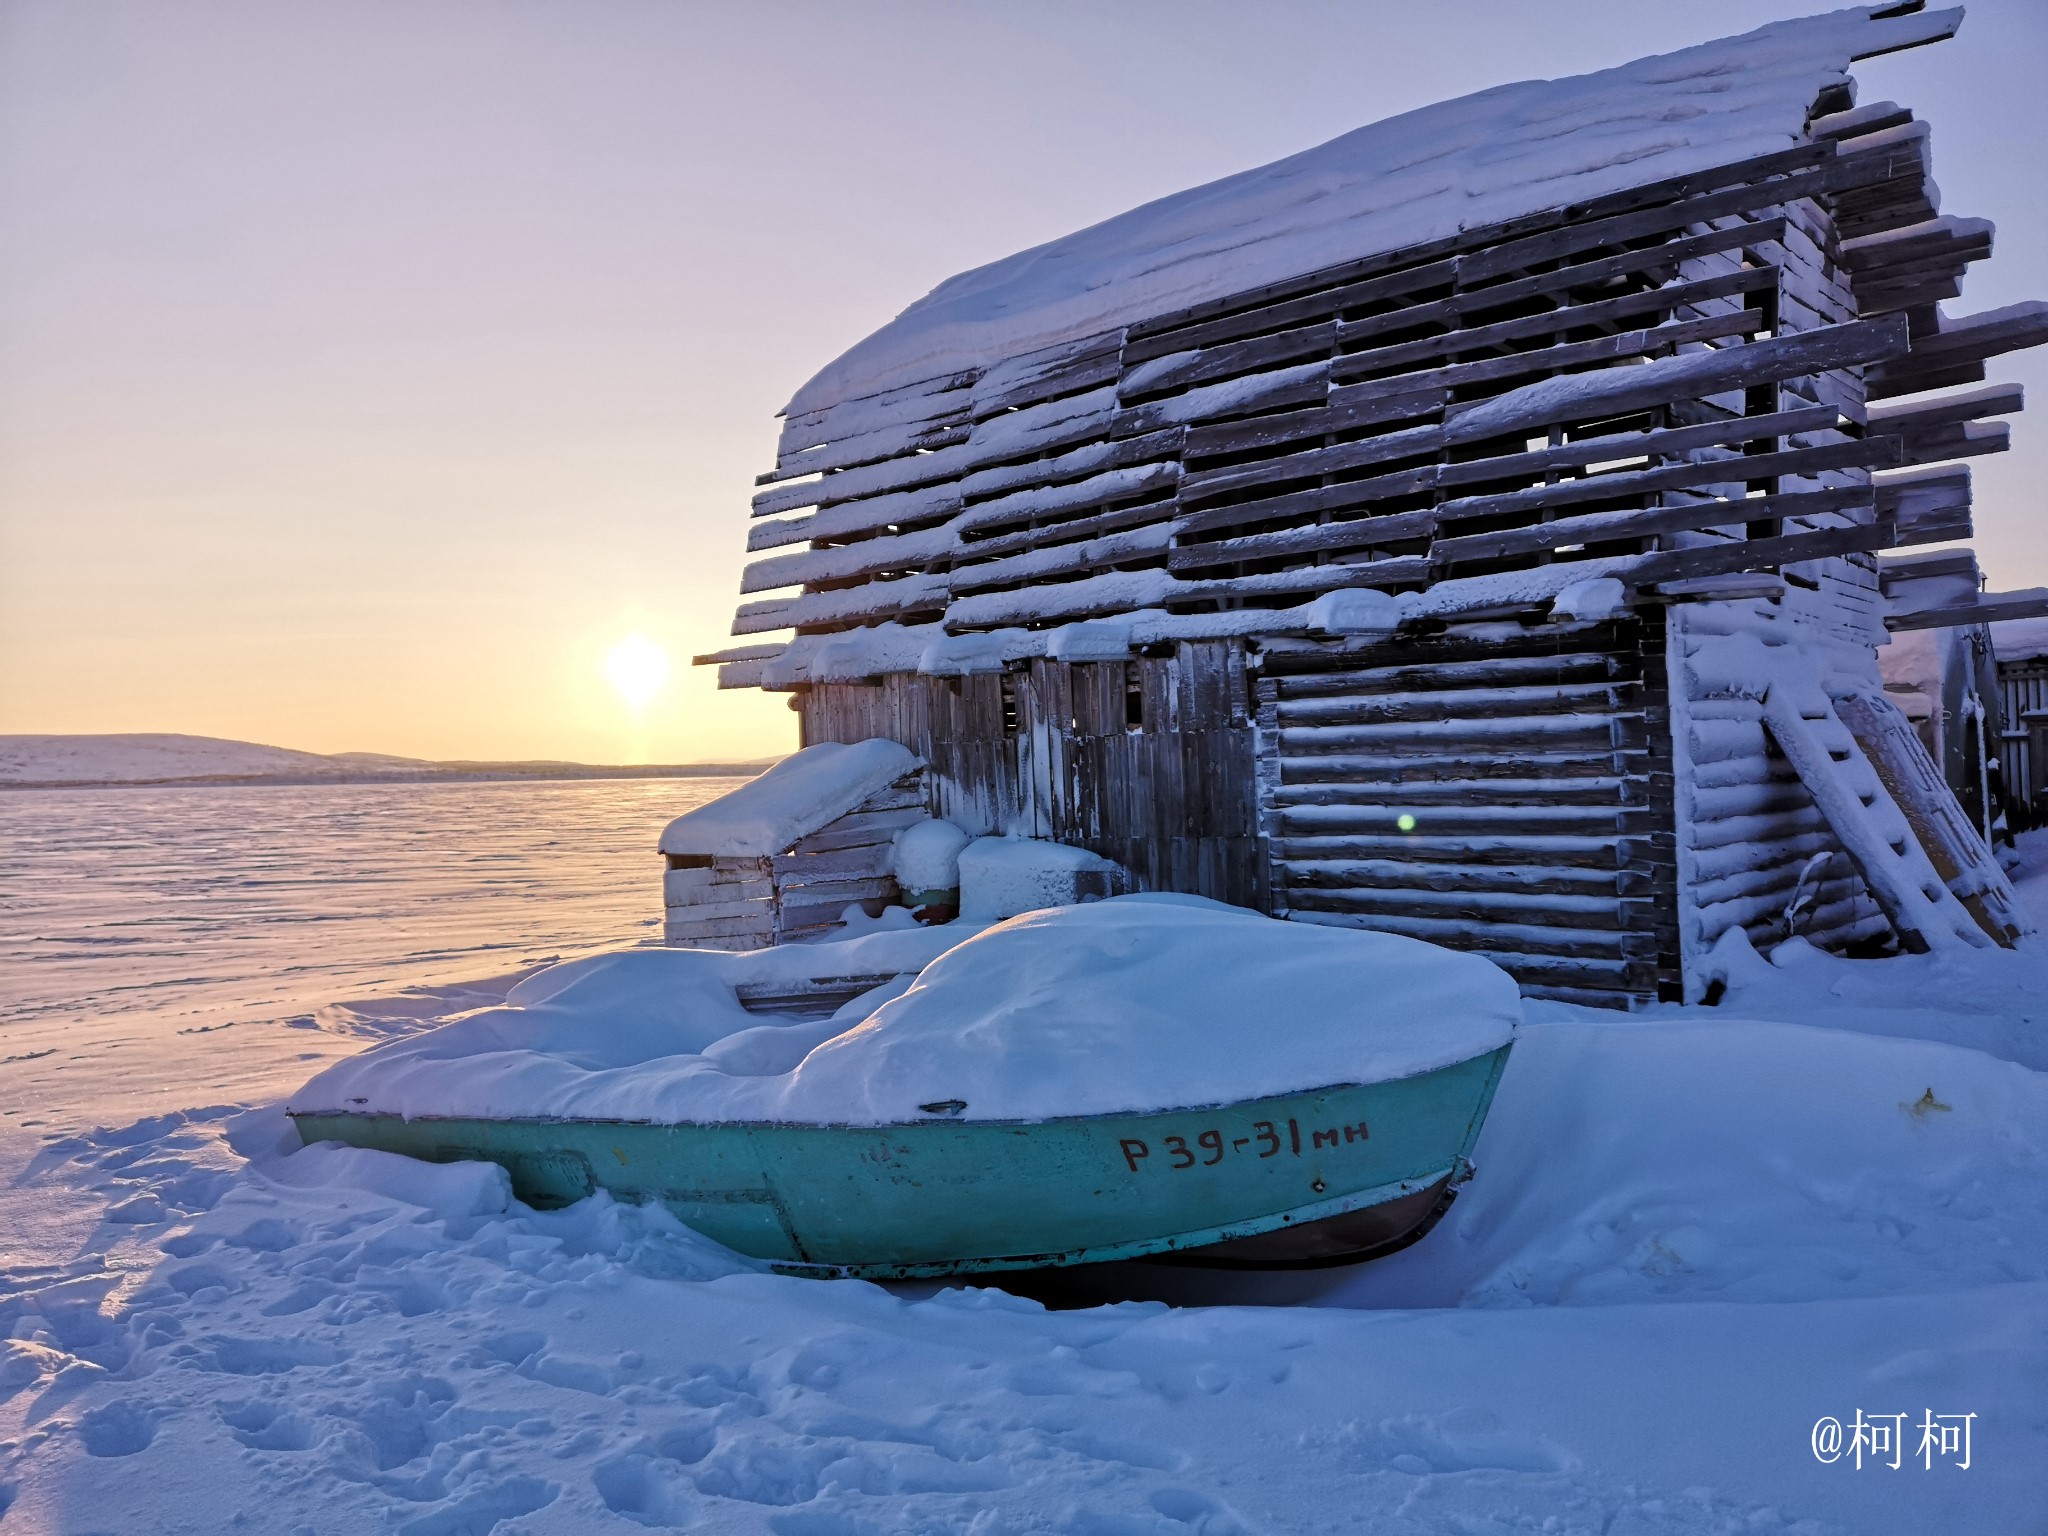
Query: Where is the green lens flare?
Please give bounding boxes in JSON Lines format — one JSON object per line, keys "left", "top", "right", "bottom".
{"left": 1396, "top": 814, "right": 1417, "bottom": 833}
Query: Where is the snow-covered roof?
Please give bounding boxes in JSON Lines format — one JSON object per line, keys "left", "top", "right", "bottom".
{"left": 788, "top": 5, "right": 1958, "bottom": 419}
{"left": 1992, "top": 617, "right": 2048, "bottom": 665}
{"left": 658, "top": 740, "right": 920, "bottom": 857}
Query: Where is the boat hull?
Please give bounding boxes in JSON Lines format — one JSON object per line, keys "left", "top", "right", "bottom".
{"left": 289, "top": 1042, "right": 1510, "bottom": 1278}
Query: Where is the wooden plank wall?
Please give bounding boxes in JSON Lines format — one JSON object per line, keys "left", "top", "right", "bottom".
{"left": 1996, "top": 659, "right": 2048, "bottom": 811}
{"left": 800, "top": 641, "right": 1263, "bottom": 909}
{"left": 1256, "top": 618, "right": 1679, "bottom": 1008}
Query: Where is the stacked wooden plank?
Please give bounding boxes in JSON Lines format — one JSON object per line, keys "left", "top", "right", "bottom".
{"left": 662, "top": 772, "right": 924, "bottom": 949}
{"left": 773, "top": 774, "right": 925, "bottom": 941}
{"left": 718, "top": 117, "right": 2027, "bottom": 666}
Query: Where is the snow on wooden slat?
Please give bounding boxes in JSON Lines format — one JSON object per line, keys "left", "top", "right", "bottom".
{"left": 1441, "top": 315, "right": 1911, "bottom": 445}
{"left": 752, "top": 386, "right": 1120, "bottom": 518}
{"left": 1430, "top": 486, "right": 1876, "bottom": 570}
{"left": 1865, "top": 302, "right": 2048, "bottom": 400}
{"left": 775, "top": 371, "right": 980, "bottom": 462}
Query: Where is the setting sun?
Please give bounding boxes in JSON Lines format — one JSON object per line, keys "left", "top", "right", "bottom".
{"left": 603, "top": 633, "right": 670, "bottom": 711}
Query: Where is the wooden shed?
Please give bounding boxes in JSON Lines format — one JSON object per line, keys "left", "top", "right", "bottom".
{"left": 659, "top": 740, "right": 926, "bottom": 948}
{"left": 695, "top": 5, "right": 2042, "bottom": 1002}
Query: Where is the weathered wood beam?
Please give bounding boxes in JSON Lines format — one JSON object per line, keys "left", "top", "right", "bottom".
{"left": 1169, "top": 508, "right": 1436, "bottom": 572}
{"left": 1124, "top": 217, "right": 1786, "bottom": 369}
{"left": 1624, "top": 520, "right": 1897, "bottom": 589}
{"left": 1875, "top": 463, "right": 1972, "bottom": 546}
{"left": 1867, "top": 382, "right": 2022, "bottom": 435}
{"left": 1433, "top": 436, "right": 1899, "bottom": 525}
{"left": 1333, "top": 267, "right": 1778, "bottom": 383}
{"left": 1442, "top": 314, "right": 1911, "bottom": 444}
{"left": 1867, "top": 302, "right": 2048, "bottom": 400}
{"left": 1431, "top": 485, "right": 1875, "bottom": 567}
{"left": 1884, "top": 588, "right": 2048, "bottom": 631}
{"left": 1184, "top": 387, "right": 1442, "bottom": 460}
{"left": 1128, "top": 139, "right": 1836, "bottom": 343}
{"left": 1341, "top": 310, "right": 1769, "bottom": 420}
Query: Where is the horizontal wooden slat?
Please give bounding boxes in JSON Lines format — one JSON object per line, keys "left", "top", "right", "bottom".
{"left": 1335, "top": 266, "right": 1779, "bottom": 381}
{"left": 1624, "top": 519, "right": 1897, "bottom": 588}
{"left": 1885, "top": 588, "right": 2048, "bottom": 632}
{"left": 1442, "top": 315, "right": 1912, "bottom": 445}
{"left": 1432, "top": 485, "right": 1876, "bottom": 567}
{"left": 1174, "top": 418, "right": 1865, "bottom": 571}
{"left": 1276, "top": 680, "right": 1624, "bottom": 725}
{"left": 1272, "top": 650, "right": 1623, "bottom": 696}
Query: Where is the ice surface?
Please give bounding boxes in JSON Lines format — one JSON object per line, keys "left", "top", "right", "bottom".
{"left": 288, "top": 896, "right": 1520, "bottom": 1124}
{"left": 657, "top": 739, "right": 919, "bottom": 856}
{"left": 786, "top": 6, "right": 1952, "bottom": 418}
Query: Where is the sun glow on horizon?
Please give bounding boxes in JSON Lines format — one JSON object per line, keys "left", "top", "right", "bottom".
{"left": 603, "top": 634, "right": 671, "bottom": 712}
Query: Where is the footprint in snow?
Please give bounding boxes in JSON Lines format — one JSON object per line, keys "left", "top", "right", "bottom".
{"left": 75, "top": 1399, "right": 157, "bottom": 1458}
{"left": 393, "top": 1475, "right": 556, "bottom": 1536}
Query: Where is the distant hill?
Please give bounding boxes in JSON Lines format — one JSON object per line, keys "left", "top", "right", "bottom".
{"left": 0, "top": 734, "right": 772, "bottom": 789}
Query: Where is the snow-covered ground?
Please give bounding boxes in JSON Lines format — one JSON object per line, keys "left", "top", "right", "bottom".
{"left": 2, "top": 795, "right": 2043, "bottom": 1532}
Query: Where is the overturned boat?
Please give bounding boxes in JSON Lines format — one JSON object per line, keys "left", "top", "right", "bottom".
{"left": 289, "top": 895, "right": 1517, "bottom": 1279}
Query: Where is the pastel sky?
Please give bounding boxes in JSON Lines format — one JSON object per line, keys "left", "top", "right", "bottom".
{"left": 3, "top": 0, "right": 2044, "bottom": 764}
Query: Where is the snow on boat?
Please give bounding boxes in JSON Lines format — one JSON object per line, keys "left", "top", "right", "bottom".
{"left": 288, "top": 897, "right": 1518, "bottom": 1277}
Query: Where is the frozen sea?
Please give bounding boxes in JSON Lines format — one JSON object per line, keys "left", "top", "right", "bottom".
{"left": 1, "top": 776, "right": 747, "bottom": 1044}
{"left": 0, "top": 785, "right": 2042, "bottom": 1534}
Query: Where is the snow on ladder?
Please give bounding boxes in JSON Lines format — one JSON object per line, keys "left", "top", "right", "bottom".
{"left": 1760, "top": 677, "right": 1990, "bottom": 955}
{"left": 1834, "top": 685, "right": 2027, "bottom": 947}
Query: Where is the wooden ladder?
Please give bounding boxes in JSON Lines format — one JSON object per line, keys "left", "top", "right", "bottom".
{"left": 1760, "top": 677, "right": 1998, "bottom": 954}
{"left": 1836, "top": 686, "right": 2026, "bottom": 947}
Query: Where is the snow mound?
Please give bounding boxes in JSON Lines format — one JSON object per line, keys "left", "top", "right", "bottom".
{"left": 788, "top": 6, "right": 1948, "bottom": 415}
{"left": 892, "top": 817, "right": 971, "bottom": 894}
{"left": 957, "top": 835, "right": 1119, "bottom": 920}
{"left": 1328, "top": 1016, "right": 2048, "bottom": 1311}
{"left": 776, "top": 896, "right": 1520, "bottom": 1122}
{"left": 658, "top": 739, "right": 918, "bottom": 856}
{"left": 290, "top": 897, "right": 1519, "bottom": 1126}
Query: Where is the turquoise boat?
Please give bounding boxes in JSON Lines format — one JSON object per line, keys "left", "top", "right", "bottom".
{"left": 289, "top": 1040, "right": 1510, "bottom": 1279}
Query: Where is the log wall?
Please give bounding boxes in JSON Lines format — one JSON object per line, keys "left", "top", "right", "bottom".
{"left": 1256, "top": 618, "right": 1679, "bottom": 1008}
